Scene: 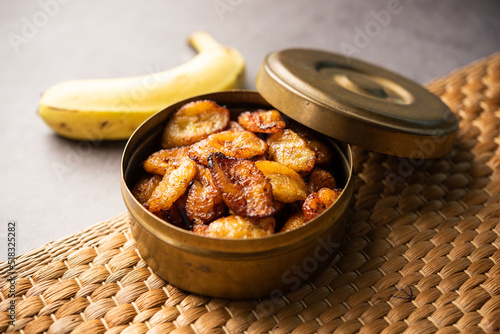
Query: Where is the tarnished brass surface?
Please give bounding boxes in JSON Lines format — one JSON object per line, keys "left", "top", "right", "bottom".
{"left": 256, "top": 49, "right": 458, "bottom": 158}
{"left": 121, "top": 90, "right": 354, "bottom": 299}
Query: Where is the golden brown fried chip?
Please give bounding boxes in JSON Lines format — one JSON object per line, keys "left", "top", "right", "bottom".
{"left": 208, "top": 152, "right": 275, "bottom": 218}
{"left": 186, "top": 165, "right": 226, "bottom": 224}
{"left": 143, "top": 146, "right": 189, "bottom": 176}
{"left": 280, "top": 211, "right": 307, "bottom": 233}
{"left": 162, "top": 100, "right": 230, "bottom": 148}
{"left": 267, "top": 129, "right": 316, "bottom": 173}
{"left": 132, "top": 173, "right": 162, "bottom": 205}
{"left": 193, "top": 215, "right": 275, "bottom": 239}
{"left": 237, "top": 109, "right": 286, "bottom": 134}
{"left": 146, "top": 157, "right": 197, "bottom": 213}
{"left": 288, "top": 123, "right": 334, "bottom": 165}
{"left": 188, "top": 130, "right": 268, "bottom": 166}
{"left": 255, "top": 160, "right": 307, "bottom": 203}
{"left": 302, "top": 187, "right": 342, "bottom": 221}
{"left": 307, "top": 168, "right": 337, "bottom": 194}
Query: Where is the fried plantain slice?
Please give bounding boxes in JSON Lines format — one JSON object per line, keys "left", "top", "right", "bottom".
{"left": 226, "top": 120, "right": 246, "bottom": 132}
{"left": 208, "top": 152, "right": 275, "bottom": 218}
{"left": 273, "top": 201, "right": 286, "bottom": 213}
{"left": 143, "top": 146, "right": 189, "bottom": 176}
{"left": 226, "top": 202, "right": 282, "bottom": 215}
{"left": 280, "top": 210, "right": 308, "bottom": 233}
{"left": 237, "top": 109, "right": 286, "bottom": 134}
{"left": 193, "top": 215, "right": 275, "bottom": 239}
{"left": 306, "top": 140, "right": 334, "bottom": 165}
{"left": 250, "top": 154, "right": 269, "bottom": 162}
{"left": 161, "top": 100, "right": 230, "bottom": 148}
{"left": 132, "top": 173, "right": 162, "bottom": 205}
{"left": 288, "top": 122, "right": 334, "bottom": 165}
{"left": 188, "top": 130, "right": 268, "bottom": 166}
{"left": 186, "top": 165, "right": 226, "bottom": 224}
{"left": 267, "top": 129, "right": 316, "bottom": 174}
{"left": 302, "top": 187, "right": 342, "bottom": 221}
{"left": 307, "top": 168, "right": 337, "bottom": 194}
{"left": 255, "top": 160, "right": 307, "bottom": 203}
{"left": 146, "top": 157, "right": 197, "bottom": 213}
{"left": 159, "top": 194, "right": 191, "bottom": 230}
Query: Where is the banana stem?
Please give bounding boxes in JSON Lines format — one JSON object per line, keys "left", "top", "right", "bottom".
{"left": 188, "top": 31, "right": 223, "bottom": 53}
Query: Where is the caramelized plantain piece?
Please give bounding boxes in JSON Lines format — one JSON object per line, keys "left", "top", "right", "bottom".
{"left": 193, "top": 215, "right": 275, "bottom": 239}
{"left": 307, "top": 168, "right": 337, "bottom": 194}
{"left": 162, "top": 100, "right": 230, "bottom": 148}
{"left": 208, "top": 152, "right": 275, "bottom": 218}
{"left": 280, "top": 210, "right": 308, "bottom": 233}
{"left": 288, "top": 123, "right": 334, "bottom": 165}
{"left": 146, "top": 157, "right": 197, "bottom": 213}
{"left": 250, "top": 154, "right": 269, "bottom": 162}
{"left": 226, "top": 120, "right": 246, "bottom": 132}
{"left": 159, "top": 194, "right": 191, "bottom": 230}
{"left": 188, "top": 130, "right": 268, "bottom": 166}
{"left": 143, "top": 146, "right": 189, "bottom": 176}
{"left": 255, "top": 160, "right": 307, "bottom": 203}
{"left": 302, "top": 187, "right": 342, "bottom": 221}
{"left": 273, "top": 201, "right": 286, "bottom": 213}
{"left": 132, "top": 173, "right": 162, "bottom": 205}
{"left": 306, "top": 140, "right": 334, "bottom": 165}
{"left": 186, "top": 165, "right": 226, "bottom": 224}
{"left": 237, "top": 109, "right": 286, "bottom": 134}
{"left": 226, "top": 202, "right": 282, "bottom": 215}
{"left": 267, "top": 129, "right": 316, "bottom": 173}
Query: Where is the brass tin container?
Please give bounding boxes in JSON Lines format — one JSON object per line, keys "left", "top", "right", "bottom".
{"left": 121, "top": 90, "right": 354, "bottom": 299}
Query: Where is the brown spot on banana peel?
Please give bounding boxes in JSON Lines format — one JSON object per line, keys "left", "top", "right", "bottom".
{"left": 55, "top": 121, "right": 71, "bottom": 132}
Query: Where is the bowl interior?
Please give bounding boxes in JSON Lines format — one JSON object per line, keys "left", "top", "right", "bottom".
{"left": 121, "top": 90, "right": 352, "bottom": 250}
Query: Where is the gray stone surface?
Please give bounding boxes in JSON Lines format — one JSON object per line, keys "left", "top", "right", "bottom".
{"left": 1, "top": 0, "right": 499, "bottom": 259}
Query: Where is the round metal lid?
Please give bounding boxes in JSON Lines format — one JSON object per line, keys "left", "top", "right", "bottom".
{"left": 255, "top": 49, "right": 458, "bottom": 158}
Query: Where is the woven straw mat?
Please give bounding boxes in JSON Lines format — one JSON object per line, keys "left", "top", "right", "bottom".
{"left": 1, "top": 53, "right": 500, "bottom": 334}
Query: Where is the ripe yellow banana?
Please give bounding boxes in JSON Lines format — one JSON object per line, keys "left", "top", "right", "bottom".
{"left": 38, "top": 31, "right": 245, "bottom": 140}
